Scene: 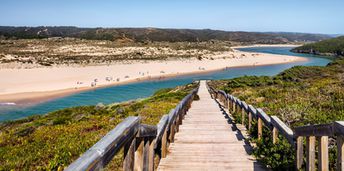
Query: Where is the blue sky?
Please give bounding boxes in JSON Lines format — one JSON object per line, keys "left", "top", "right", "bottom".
{"left": 1, "top": 0, "right": 343, "bottom": 34}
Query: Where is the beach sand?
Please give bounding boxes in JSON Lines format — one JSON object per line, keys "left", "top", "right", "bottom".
{"left": 0, "top": 47, "right": 306, "bottom": 104}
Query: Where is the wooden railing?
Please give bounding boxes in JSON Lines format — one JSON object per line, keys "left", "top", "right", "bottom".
{"left": 294, "top": 122, "right": 344, "bottom": 171}
{"left": 207, "top": 84, "right": 344, "bottom": 171}
{"left": 66, "top": 86, "right": 199, "bottom": 171}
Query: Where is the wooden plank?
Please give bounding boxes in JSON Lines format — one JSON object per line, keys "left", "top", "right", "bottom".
{"left": 232, "top": 97, "right": 236, "bottom": 113}
{"left": 227, "top": 97, "right": 230, "bottom": 110}
{"left": 256, "top": 108, "right": 272, "bottom": 129}
{"left": 337, "top": 136, "right": 344, "bottom": 171}
{"left": 217, "top": 90, "right": 224, "bottom": 103}
{"left": 241, "top": 107, "right": 245, "bottom": 125}
{"left": 228, "top": 94, "right": 233, "bottom": 101}
{"left": 270, "top": 116, "right": 294, "bottom": 144}
{"left": 167, "top": 109, "right": 177, "bottom": 131}
{"left": 248, "top": 105, "right": 257, "bottom": 119}
{"left": 294, "top": 123, "right": 334, "bottom": 137}
{"left": 318, "top": 136, "right": 329, "bottom": 171}
{"left": 296, "top": 136, "right": 304, "bottom": 170}
{"left": 161, "top": 129, "right": 168, "bottom": 158}
{"left": 227, "top": 94, "right": 232, "bottom": 109}
{"left": 143, "top": 139, "right": 150, "bottom": 171}
{"left": 178, "top": 109, "right": 183, "bottom": 126}
{"left": 258, "top": 117, "right": 263, "bottom": 140}
{"left": 272, "top": 127, "right": 278, "bottom": 144}
{"left": 65, "top": 116, "right": 140, "bottom": 171}
{"left": 236, "top": 99, "right": 242, "bottom": 113}
{"left": 306, "top": 136, "right": 316, "bottom": 171}
{"left": 123, "top": 138, "right": 136, "bottom": 171}
{"left": 241, "top": 101, "right": 248, "bottom": 111}
{"left": 248, "top": 111, "right": 252, "bottom": 130}
{"left": 155, "top": 115, "right": 169, "bottom": 148}
{"left": 134, "top": 139, "right": 144, "bottom": 171}
{"left": 148, "top": 140, "right": 155, "bottom": 171}
{"left": 138, "top": 124, "right": 157, "bottom": 138}
{"left": 175, "top": 115, "right": 180, "bottom": 133}
{"left": 169, "top": 122, "right": 176, "bottom": 143}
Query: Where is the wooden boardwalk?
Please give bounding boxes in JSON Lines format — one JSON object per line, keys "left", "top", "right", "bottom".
{"left": 158, "top": 80, "right": 266, "bottom": 171}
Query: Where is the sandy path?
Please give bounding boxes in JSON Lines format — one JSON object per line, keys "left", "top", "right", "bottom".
{"left": 0, "top": 48, "right": 306, "bottom": 104}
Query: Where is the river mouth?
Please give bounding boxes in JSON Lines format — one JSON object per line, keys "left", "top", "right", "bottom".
{"left": 0, "top": 46, "right": 332, "bottom": 122}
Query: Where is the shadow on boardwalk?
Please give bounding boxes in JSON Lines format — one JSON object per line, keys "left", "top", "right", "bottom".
{"left": 216, "top": 99, "right": 267, "bottom": 171}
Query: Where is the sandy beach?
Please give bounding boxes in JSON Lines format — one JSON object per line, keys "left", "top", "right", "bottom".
{"left": 0, "top": 46, "right": 307, "bottom": 104}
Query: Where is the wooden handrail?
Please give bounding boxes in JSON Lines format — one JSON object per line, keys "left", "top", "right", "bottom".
{"left": 270, "top": 116, "right": 294, "bottom": 144}
{"left": 66, "top": 84, "right": 199, "bottom": 171}
{"left": 65, "top": 116, "right": 141, "bottom": 171}
{"left": 294, "top": 123, "right": 334, "bottom": 137}
{"left": 256, "top": 108, "right": 273, "bottom": 129}
{"left": 155, "top": 115, "right": 169, "bottom": 148}
{"left": 207, "top": 83, "right": 344, "bottom": 171}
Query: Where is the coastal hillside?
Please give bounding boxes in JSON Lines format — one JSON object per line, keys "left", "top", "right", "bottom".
{"left": 208, "top": 58, "right": 344, "bottom": 169}
{"left": 0, "top": 83, "right": 197, "bottom": 170}
{"left": 292, "top": 36, "right": 344, "bottom": 57}
{"left": 0, "top": 26, "right": 332, "bottom": 43}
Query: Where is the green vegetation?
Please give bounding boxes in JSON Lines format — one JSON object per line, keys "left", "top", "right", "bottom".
{"left": 0, "top": 26, "right": 330, "bottom": 43}
{"left": 209, "top": 59, "right": 344, "bottom": 169}
{"left": 0, "top": 83, "right": 197, "bottom": 170}
{"left": 292, "top": 36, "right": 344, "bottom": 57}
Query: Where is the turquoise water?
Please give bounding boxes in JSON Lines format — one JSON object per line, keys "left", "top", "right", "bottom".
{"left": 0, "top": 47, "right": 331, "bottom": 122}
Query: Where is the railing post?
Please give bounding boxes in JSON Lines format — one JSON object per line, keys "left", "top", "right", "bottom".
{"left": 225, "top": 96, "right": 227, "bottom": 107}
{"left": 175, "top": 115, "right": 180, "bottom": 133}
{"left": 148, "top": 139, "right": 155, "bottom": 171}
{"left": 179, "top": 112, "right": 183, "bottom": 126}
{"left": 318, "top": 136, "right": 329, "bottom": 171}
{"left": 143, "top": 139, "right": 150, "bottom": 171}
{"left": 161, "top": 129, "right": 168, "bottom": 158}
{"left": 241, "top": 107, "right": 245, "bottom": 125}
{"left": 296, "top": 136, "right": 304, "bottom": 170}
{"left": 134, "top": 139, "right": 144, "bottom": 171}
{"left": 248, "top": 111, "right": 252, "bottom": 130}
{"left": 306, "top": 136, "right": 316, "bottom": 171}
{"left": 337, "top": 136, "right": 344, "bottom": 171}
{"left": 223, "top": 95, "right": 225, "bottom": 105}
{"left": 227, "top": 96, "right": 230, "bottom": 109}
{"left": 232, "top": 100, "right": 236, "bottom": 113}
{"left": 272, "top": 127, "right": 278, "bottom": 144}
{"left": 258, "top": 117, "right": 263, "bottom": 140}
{"left": 123, "top": 138, "right": 136, "bottom": 171}
{"left": 169, "top": 121, "right": 176, "bottom": 143}
{"left": 236, "top": 102, "right": 239, "bottom": 114}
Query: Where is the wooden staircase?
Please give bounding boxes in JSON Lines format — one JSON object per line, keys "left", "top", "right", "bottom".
{"left": 157, "top": 80, "right": 266, "bottom": 170}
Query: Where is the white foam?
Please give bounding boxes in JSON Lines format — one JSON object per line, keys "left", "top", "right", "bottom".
{"left": 0, "top": 102, "right": 16, "bottom": 106}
